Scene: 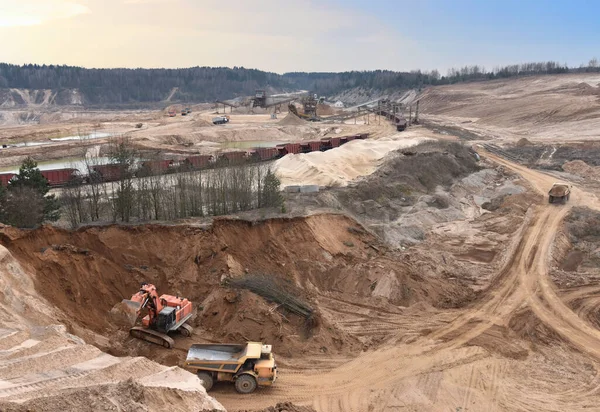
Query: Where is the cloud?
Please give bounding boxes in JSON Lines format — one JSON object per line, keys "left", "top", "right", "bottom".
{"left": 0, "top": 1, "right": 89, "bottom": 27}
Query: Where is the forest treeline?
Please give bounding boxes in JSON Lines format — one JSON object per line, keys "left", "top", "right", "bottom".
{"left": 0, "top": 59, "right": 599, "bottom": 105}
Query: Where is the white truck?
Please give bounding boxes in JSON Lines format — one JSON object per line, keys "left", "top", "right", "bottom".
{"left": 212, "top": 115, "right": 230, "bottom": 125}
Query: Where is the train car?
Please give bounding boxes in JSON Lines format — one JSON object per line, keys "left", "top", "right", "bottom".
{"left": 140, "top": 159, "right": 173, "bottom": 175}
{"left": 218, "top": 151, "right": 247, "bottom": 165}
{"left": 276, "top": 143, "right": 301, "bottom": 156}
{"left": 320, "top": 138, "right": 333, "bottom": 151}
{"left": 330, "top": 137, "right": 341, "bottom": 148}
{"left": 185, "top": 155, "right": 214, "bottom": 170}
{"left": 91, "top": 164, "right": 126, "bottom": 182}
{"left": 41, "top": 168, "right": 79, "bottom": 187}
{"left": 300, "top": 142, "right": 311, "bottom": 153}
{"left": 307, "top": 141, "right": 321, "bottom": 152}
{"left": 0, "top": 173, "right": 15, "bottom": 187}
{"left": 249, "top": 147, "right": 279, "bottom": 161}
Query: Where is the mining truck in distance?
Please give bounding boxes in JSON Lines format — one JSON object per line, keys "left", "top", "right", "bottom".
{"left": 548, "top": 182, "right": 571, "bottom": 204}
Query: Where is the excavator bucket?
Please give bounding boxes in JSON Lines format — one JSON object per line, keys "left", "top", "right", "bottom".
{"left": 109, "top": 299, "right": 141, "bottom": 327}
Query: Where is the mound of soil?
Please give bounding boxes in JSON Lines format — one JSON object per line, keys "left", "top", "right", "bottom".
{"left": 562, "top": 160, "right": 600, "bottom": 180}
{"left": 278, "top": 113, "right": 307, "bottom": 126}
{"left": 516, "top": 137, "right": 532, "bottom": 146}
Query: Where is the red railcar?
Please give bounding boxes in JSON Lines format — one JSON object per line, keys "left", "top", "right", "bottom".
{"left": 330, "top": 137, "right": 341, "bottom": 148}
{"left": 300, "top": 142, "right": 311, "bottom": 153}
{"left": 320, "top": 138, "right": 333, "bottom": 151}
{"left": 0, "top": 173, "right": 15, "bottom": 187}
{"left": 308, "top": 141, "right": 321, "bottom": 152}
{"left": 359, "top": 133, "right": 369, "bottom": 139}
{"left": 41, "top": 168, "right": 79, "bottom": 186}
{"left": 219, "top": 151, "right": 247, "bottom": 164}
{"left": 185, "top": 155, "right": 213, "bottom": 169}
{"left": 91, "top": 164, "right": 125, "bottom": 182}
{"left": 276, "top": 143, "right": 301, "bottom": 156}
{"left": 250, "top": 147, "right": 279, "bottom": 161}
{"left": 141, "top": 160, "right": 173, "bottom": 174}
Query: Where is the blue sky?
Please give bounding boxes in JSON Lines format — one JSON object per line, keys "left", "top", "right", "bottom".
{"left": 0, "top": 0, "right": 598, "bottom": 73}
{"left": 339, "top": 0, "right": 600, "bottom": 72}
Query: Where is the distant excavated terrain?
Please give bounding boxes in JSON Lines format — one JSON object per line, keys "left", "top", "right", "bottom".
{"left": 420, "top": 73, "right": 600, "bottom": 143}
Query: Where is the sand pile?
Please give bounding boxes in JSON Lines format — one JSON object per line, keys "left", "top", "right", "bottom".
{"left": 278, "top": 112, "right": 308, "bottom": 126}
{"left": 562, "top": 160, "right": 600, "bottom": 180}
{"left": 192, "top": 119, "right": 213, "bottom": 127}
{"left": 273, "top": 133, "right": 429, "bottom": 187}
{"left": 516, "top": 137, "right": 532, "bottom": 146}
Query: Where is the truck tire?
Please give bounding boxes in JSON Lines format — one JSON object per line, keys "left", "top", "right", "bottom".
{"left": 567, "top": 193, "right": 570, "bottom": 201}
{"left": 197, "top": 372, "right": 214, "bottom": 391}
{"left": 235, "top": 374, "right": 257, "bottom": 394}
{"left": 548, "top": 196, "right": 553, "bottom": 204}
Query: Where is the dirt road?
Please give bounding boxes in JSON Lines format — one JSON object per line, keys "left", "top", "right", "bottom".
{"left": 216, "top": 151, "right": 600, "bottom": 411}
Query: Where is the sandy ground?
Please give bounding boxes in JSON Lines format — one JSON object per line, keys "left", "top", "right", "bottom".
{"left": 196, "top": 152, "right": 600, "bottom": 412}
{"left": 3, "top": 75, "right": 600, "bottom": 411}
{"left": 420, "top": 73, "right": 600, "bottom": 144}
{"left": 0, "top": 105, "right": 392, "bottom": 170}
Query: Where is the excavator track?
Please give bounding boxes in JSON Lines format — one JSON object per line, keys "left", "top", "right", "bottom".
{"left": 179, "top": 323, "right": 193, "bottom": 337}
{"left": 130, "top": 327, "right": 175, "bottom": 348}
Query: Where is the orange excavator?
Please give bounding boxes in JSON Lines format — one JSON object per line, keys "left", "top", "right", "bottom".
{"left": 112, "top": 282, "right": 193, "bottom": 348}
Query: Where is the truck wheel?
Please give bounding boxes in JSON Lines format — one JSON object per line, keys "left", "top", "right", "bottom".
{"left": 548, "top": 196, "right": 553, "bottom": 204}
{"left": 235, "top": 374, "right": 257, "bottom": 394}
{"left": 197, "top": 372, "right": 214, "bottom": 391}
{"left": 567, "top": 194, "right": 570, "bottom": 201}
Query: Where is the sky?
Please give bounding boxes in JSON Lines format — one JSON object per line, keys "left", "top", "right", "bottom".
{"left": 0, "top": 0, "right": 598, "bottom": 74}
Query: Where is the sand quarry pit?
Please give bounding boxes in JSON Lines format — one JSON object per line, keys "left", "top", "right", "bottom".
{"left": 4, "top": 147, "right": 600, "bottom": 411}
{"left": 4, "top": 77, "right": 600, "bottom": 411}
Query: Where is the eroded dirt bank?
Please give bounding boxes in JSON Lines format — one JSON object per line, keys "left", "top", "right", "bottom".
{"left": 0, "top": 243, "right": 224, "bottom": 411}
{"left": 0, "top": 212, "right": 483, "bottom": 363}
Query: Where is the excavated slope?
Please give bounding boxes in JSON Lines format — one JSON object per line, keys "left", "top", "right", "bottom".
{"left": 0, "top": 241, "right": 224, "bottom": 411}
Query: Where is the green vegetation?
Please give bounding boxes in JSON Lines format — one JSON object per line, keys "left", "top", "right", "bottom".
{"left": 1, "top": 59, "right": 598, "bottom": 105}
{"left": 0, "top": 157, "right": 60, "bottom": 228}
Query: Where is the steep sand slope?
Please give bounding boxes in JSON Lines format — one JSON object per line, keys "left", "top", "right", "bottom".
{"left": 0, "top": 242, "right": 224, "bottom": 411}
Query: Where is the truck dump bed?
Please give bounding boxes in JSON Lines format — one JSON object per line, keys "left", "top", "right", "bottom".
{"left": 186, "top": 344, "right": 248, "bottom": 363}
{"left": 549, "top": 185, "right": 569, "bottom": 196}
{"left": 549, "top": 184, "right": 570, "bottom": 196}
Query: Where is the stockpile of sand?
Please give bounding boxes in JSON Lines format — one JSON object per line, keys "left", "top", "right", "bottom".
{"left": 273, "top": 133, "right": 429, "bottom": 187}
{"left": 278, "top": 112, "right": 308, "bottom": 126}
{"left": 562, "top": 160, "right": 600, "bottom": 180}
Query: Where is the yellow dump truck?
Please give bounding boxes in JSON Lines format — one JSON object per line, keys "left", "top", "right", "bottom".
{"left": 548, "top": 182, "right": 571, "bottom": 204}
{"left": 184, "top": 342, "right": 277, "bottom": 394}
